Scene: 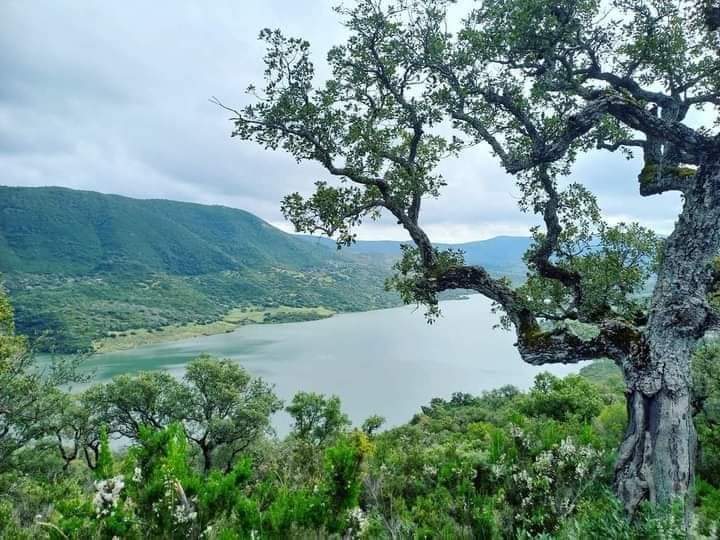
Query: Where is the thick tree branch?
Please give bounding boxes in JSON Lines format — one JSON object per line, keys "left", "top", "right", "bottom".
{"left": 596, "top": 139, "right": 646, "bottom": 152}
{"left": 428, "top": 264, "right": 641, "bottom": 364}
{"left": 584, "top": 68, "right": 674, "bottom": 106}
{"left": 598, "top": 93, "right": 711, "bottom": 164}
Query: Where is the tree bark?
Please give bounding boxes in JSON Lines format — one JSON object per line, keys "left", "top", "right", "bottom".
{"left": 201, "top": 444, "right": 212, "bottom": 473}
{"left": 615, "top": 156, "right": 720, "bottom": 513}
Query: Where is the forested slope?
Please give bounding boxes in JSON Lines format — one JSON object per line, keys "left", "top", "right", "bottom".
{"left": 0, "top": 186, "right": 398, "bottom": 351}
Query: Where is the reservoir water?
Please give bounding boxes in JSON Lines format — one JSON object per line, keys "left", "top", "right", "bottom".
{"left": 78, "top": 295, "right": 582, "bottom": 434}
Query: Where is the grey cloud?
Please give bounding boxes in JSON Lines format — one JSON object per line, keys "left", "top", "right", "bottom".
{"left": 0, "top": 0, "right": 686, "bottom": 243}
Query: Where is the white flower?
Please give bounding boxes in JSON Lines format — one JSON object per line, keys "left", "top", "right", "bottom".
{"left": 508, "top": 424, "right": 524, "bottom": 438}
{"left": 132, "top": 466, "right": 142, "bottom": 482}
{"left": 93, "top": 476, "right": 125, "bottom": 517}
{"left": 535, "top": 450, "right": 553, "bottom": 470}
{"left": 558, "top": 437, "right": 576, "bottom": 458}
{"left": 173, "top": 503, "right": 197, "bottom": 524}
{"left": 490, "top": 463, "right": 505, "bottom": 479}
{"left": 348, "top": 507, "right": 369, "bottom": 537}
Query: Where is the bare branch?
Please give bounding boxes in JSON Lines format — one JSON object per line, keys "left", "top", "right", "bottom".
{"left": 597, "top": 139, "right": 646, "bottom": 152}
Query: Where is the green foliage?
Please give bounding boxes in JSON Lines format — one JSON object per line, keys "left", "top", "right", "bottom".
{"left": 4, "top": 354, "right": 720, "bottom": 539}
{"left": 183, "top": 355, "right": 283, "bottom": 471}
{"left": 0, "top": 285, "right": 84, "bottom": 473}
{"left": 286, "top": 392, "right": 351, "bottom": 446}
{"left": 320, "top": 432, "right": 370, "bottom": 533}
{"left": 361, "top": 414, "right": 386, "bottom": 436}
{"left": 82, "top": 371, "right": 189, "bottom": 440}
{"left": 82, "top": 358, "right": 282, "bottom": 475}
{"left": 95, "top": 425, "right": 114, "bottom": 479}
{"left": 520, "top": 220, "right": 658, "bottom": 323}
{"left": 5, "top": 279, "right": 720, "bottom": 538}
{"left": 386, "top": 245, "right": 465, "bottom": 320}
{"left": 521, "top": 373, "right": 603, "bottom": 423}
{"left": 693, "top": 342, "right": 720, "bottom": 487}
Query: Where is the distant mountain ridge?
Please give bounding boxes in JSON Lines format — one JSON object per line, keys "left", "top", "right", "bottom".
{"left": 300, "top": 235, "right": 531, "bottom": 276}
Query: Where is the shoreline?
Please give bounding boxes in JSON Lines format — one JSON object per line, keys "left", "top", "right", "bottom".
{"left": 91, "top": 305, "right": 336, "bottom": 354}
{"left": 90, "top": 294, "right": 474, "bottom": 355}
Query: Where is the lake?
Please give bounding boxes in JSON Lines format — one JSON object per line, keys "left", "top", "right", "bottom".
{"left": 76, "top": 295, "right": 582, "bottom": 435}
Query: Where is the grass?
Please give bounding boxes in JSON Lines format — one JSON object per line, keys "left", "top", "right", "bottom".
{"left": 92, "top": 305, "right": 335, "bottom": 352}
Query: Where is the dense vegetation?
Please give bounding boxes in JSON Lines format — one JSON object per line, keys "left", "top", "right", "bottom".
{"left": 2, "top": 288, "right": 720, "bottom": 538}
{"left": 0, "top": 186, "right": 403, "bottom": 352}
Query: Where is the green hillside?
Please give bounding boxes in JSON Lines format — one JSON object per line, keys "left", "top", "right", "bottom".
{"left": 0, "top": 186, "right": 329, "bottom": 275}
{"left": 0, "top": 186, "right": 398, "bottom": 352}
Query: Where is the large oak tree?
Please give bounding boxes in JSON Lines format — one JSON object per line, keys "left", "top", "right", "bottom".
{"left": 219, "top": 0, "right": 720, "bottom": 513}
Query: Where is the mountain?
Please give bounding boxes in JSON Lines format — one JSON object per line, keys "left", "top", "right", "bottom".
{"left": 0, "top": 186, "right": 329, "bottom": 276}
{"left": 0, "top": 186, "right": 530, "bottom": 353}
{"left": 0, "top": 186, "right": 398, "bottom": 352}
{"left": 300, "top": 235, "right": 531, "bottom": 278}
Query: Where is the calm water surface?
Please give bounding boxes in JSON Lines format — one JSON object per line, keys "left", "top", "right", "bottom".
{"left": 78, "top": 295, "right": 582, "bottom": 434}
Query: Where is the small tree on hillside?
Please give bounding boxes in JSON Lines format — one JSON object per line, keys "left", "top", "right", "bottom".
{"left": 82, "top": 357, "right": 281, "bottom": 472}
{"left": 218, "top": 0, "right": 720, "bottom": 514}
{"left": 183, "top": 355, "right": 282, "bottom": 472}
{"left": 286, "top": 392, "right": 351, "bottom": 446}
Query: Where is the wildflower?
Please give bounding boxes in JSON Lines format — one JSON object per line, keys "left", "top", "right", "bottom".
{"left": 558, "top": 437, "right": 576, "bottom": 459}
{"left": 508, "top": 424, "right": 524, "bottom": 439}
{"left": 93, "top": 476, "right": 125, "bottom": 517}
{"left": 348, "top": 507, "right": 369, "bottom": 537}
{"left": 490, "top": 463, "right": 505, "bottom": 479}
{"left": 173, "top": 503, "right": 197, "bottom": 524}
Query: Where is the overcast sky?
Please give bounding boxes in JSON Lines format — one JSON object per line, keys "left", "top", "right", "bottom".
{"left": 1, "top": 1, "right": 685, "bottom": 242}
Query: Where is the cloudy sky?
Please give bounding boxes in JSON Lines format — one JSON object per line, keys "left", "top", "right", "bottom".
{"left": 1, "top": 1, "right": 685, "bottom": 242}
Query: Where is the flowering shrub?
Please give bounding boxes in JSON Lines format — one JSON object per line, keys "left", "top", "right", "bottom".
{"left": 502, "top": 434, "right": 603, "bottom": 534}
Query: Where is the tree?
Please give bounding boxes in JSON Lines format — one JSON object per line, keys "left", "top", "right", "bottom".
{"left": 220, "top": 0, "right": 720, "bottom": 513}
{"left": 361, "top": 414, "right": 386, "bottom": 436}
{"left": 182, "top": 355, "right": 282, "bottom": 472}
{"left": 521, "top": 372, "right": 603, "bottom": 423}
{"left": 49, "top": 393, "right": 100, "bottom": 471}
{"left": 0, "top": 285, "right": 81, "bottom": 471}
{"left": 82, "top": 357, "right": 281, "bottom": 472}
{"left": 82, "top": 371, "right": 189, "bottom": 441}
{"left": 286, "top": 392, "right": 350, "bottom": 446}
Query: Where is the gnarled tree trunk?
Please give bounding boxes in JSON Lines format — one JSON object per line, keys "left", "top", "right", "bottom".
{"left": 615, "top": 156, "right": 720, "bottom": 513}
